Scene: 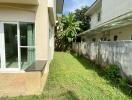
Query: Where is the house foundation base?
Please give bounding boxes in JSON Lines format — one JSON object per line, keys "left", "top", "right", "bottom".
{"left": 0, "top": 61, "right": 50, "bottom": 97}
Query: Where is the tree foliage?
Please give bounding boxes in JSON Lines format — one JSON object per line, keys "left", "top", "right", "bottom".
{"left": 55, "top": 13, "right": 81, "bottom": 51}
{"left": 55, "top": 6, "right": 90, "bottom": 51}
{"left": 74, "top": 6, "right": 90, "bottom": 33}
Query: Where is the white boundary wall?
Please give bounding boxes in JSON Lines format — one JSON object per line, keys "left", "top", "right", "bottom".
{"left": 72, "top": 41, "right": 132, "bottom": 82}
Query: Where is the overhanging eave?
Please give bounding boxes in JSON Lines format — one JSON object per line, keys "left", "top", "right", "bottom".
{"left": 79, "top": 11, "right": 132, "bottom": 36}
{"left": 56, "top": 0, "right": 64, "bottom": 14}
{"left": 0, "top": 0, "right": 39, "bottom": 5}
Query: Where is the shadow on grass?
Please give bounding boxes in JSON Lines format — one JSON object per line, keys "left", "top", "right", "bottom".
{"left": 71, "top": 52, "right": 132, "bottom": 99}
{"left": 60, "top": 90, "right": 79, "bottom": 100}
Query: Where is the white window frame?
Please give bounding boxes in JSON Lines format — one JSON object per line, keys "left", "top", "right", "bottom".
{"left": 0, "top": 22, "right": 20, "bottom": 71}
{"left": 130, "top": 34, "right": 132, "bottom": 40}
{"left": 0, "top": 21, "right": 35, "bottom": 72}
{"left": 0, "top": 22, "right": 5, "bottom": 70}
{"left": 19, "top": 22, "right": 35, "bottom": 70}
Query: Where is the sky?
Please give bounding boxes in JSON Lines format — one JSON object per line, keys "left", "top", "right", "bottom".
{"left": 63, "top": 0, "right": 96, "bottom": 15}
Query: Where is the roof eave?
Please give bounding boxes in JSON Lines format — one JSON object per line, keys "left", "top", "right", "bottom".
{"left": 56, "top": 0, "right": 64, "bottom": 14}
{"left": 0, "top": 0, "right": 39, "bottom": 5}
{"left": 79, "top": 11, "right": 132, "bottom": 37}
{"left": 85, "top": 0, "right": 102, "bottom": 16}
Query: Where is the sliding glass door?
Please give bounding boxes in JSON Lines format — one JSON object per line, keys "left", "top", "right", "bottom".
{"left": 0, "top": 22, "right": 35, "bottom": 71}
{"left": 4, "top": 23, "right": 19, "bottom": 69}
{"left": 20, "top": 23, "right": 35, "bottom": 70}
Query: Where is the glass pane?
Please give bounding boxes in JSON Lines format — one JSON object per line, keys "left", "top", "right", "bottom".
{"left": 21, "top": 48, "right": 35, "bottom": 69}
{"left": 20, "top": 23, "right": 35, "bottom": 46}
{"left": 20, "top": 22, "right": 35, "bottom": 70}
{"left": 4, "top": 23, "right": 18, "bottom": 68}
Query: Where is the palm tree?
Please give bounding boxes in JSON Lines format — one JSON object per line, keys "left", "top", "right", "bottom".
{"left": 63, "top": 13, "right": 81, "bottom": 42}
{"left": 56, "top": 13, "right": 81, "bottom": 51}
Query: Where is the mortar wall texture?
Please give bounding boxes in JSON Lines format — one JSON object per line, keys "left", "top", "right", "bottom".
{"left": 72, "top": 41, "right": 132, "bottom": 82}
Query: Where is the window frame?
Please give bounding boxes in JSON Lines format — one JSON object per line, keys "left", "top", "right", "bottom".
{"left": 114, "top": 35, "right": 118, "bottom": 41}
{"left": 19, "top": 22, "right": 35, "bottom": 70}
{"left": 0, "top": 21, "right": 35, "bottom": 72}
{"left": 97, "top": 12, "right": 101, "bottom": 22}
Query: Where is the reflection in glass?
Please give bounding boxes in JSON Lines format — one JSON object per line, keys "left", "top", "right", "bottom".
{"left": 20, "top": 23, "right": 35, "bottom": 69}
{"left": 20, "top": 23, "right": 35, "bottom": 46}
{"left": 21, "top": 48, "right": 35, "bottom": 69}
{"left": 4, "top": 23, "right": 18, "bottom": 68}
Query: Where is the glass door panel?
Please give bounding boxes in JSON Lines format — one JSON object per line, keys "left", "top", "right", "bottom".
{"left": 0, "top": 22, "right": 35, "bottom": 71}
{"left": 20, "top": 23, "right": 35, "bottom": 70}
{"left": 4, "top": 23, "right": 18, "bottom": 68}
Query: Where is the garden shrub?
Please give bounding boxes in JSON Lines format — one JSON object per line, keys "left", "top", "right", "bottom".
{"left": 104, "top": 65, "right": 122, "bottom": 82}
{"left": 104, "top": 65, "right": 128, "bottom": 87}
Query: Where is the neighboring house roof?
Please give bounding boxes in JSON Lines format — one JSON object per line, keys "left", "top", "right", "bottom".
{"left": 79, "top": 11, "right": 132, "bottom": 36}
{"left": 56, "top": 0, "right": 64, "bottom": 14}
{"left": 85, "top": 0, "right": 102, "bottom": 16}
{"left": 79, "top": 0, "right": 132, "bottom": 36}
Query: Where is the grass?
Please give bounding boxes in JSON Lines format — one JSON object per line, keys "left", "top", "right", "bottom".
{"left": 1, "top": 52, "right": 132, "bottom": 100}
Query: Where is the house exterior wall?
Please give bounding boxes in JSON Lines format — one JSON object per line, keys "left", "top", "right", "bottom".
{"left": 0, "top": 7, "right": 35, "bottom": 22}
{"left": 87, "top": 25, "right": 132, "bottom": 42}
{"left": 90, "top": 0, "right": 132, "bottom": 28}
{"left": 48, "top": 0, "right": 56, "bottom": 21}
{"left": 49, "top": 21, "right": 55, "bottom": 60}
{"left": 90, "top": 9, "right": 101, "bottom": 28}
{"left": 0, "top": 0, "right": 55, "bottom": 61}
{"left": 35, "top": 0, "right": 56, "bottom": 61}
{"left": 0, "top": 0, "right": 38, "bottom": 5}
{"left": 109, "top": 25, "right": 132, "bottom": 41}
{"left": 35, "top": 0, "right": 49, "bottom": 61}
{"left": 86, "top": 0, "right": 132, "bottom": 42}
{"left": 0, "top": 0, "right": 61, "bottom": 97}
{"left": 0, "top": 61, "right": 51, "bottom": 97}
{"left": 0, "top": 0, "right": 57, "bottom": 70}
{"left": 102, "top": 0, "right": 132, "bottom": 23}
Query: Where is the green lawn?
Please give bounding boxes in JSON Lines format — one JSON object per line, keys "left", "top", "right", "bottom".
{"left": 2, "top": 52, "right": 132, "bottom": 100}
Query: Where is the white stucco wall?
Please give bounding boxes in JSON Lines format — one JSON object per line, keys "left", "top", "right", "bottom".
{"left": 90, "top": 9, "right": 102, "bottom": 28}
{"left": 73, "top": 41, "right": 132, "bottom": 83}
{"left": 48, "top": 0, "right": 56, "bottom": 18}
{"left": 49, "top": 20, "right": 55, "bottom": 60}
{"left": 84, "top": 24, "right": 132, "bottom": 42}
{"left": 35, "top": 0, "right": 56, "bottom": 61}
{"left": 90, "top": 0, "right": 132, "bottom": 28}
{"left": 0, "top": 0, "right": 57, "bottom": 62}
{"left": 109, "top": 25, "right": 132, "bottom": 41}
{"left": 0, "top": 7, "right": 35, "bottom": 22}
{"left": 102, "top": 0, "right": 132, "bottom": 23}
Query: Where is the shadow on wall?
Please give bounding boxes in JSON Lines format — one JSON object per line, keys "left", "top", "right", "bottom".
{"left": 71, "top": 53, "right": 132, "bottom": 98}
{"left": 72, "top": 41, "right": 132, "bottom": 83}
